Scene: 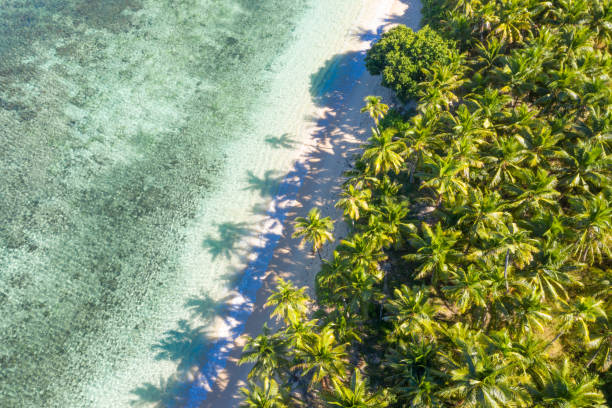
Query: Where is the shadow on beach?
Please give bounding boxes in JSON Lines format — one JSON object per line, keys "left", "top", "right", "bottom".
{"left": 129, "top": 1, "right": 420, "bottom": 406}
{"left": 197, "top": 47, "right": 381, "bottom": 407}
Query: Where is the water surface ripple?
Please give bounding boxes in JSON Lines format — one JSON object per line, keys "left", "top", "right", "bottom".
{"left": 0, "top": 0, "right": 316, "bottom": 406}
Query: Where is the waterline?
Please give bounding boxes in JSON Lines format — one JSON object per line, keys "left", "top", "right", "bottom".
{"left": 0, "top": 0, "right": 365, "bottom": 406}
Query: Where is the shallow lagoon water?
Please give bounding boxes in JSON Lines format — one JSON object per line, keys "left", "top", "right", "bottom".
{"left": 0, "top": 0, "right": 363, "bottom": 406}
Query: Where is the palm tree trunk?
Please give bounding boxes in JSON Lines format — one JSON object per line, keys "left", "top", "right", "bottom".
{"left": 586, "top": 345, "right": 601, "bottom": 368}
{"left": 316, "top": 249, "right": 322, "bottom": 261}
{"left": 504, "top": 249, "right": 510, "bottom": 293}
{"left": 544, "top": 329, "right": 565, "bottom": 350}
{"left": 379, "top": 268, "right": 389, "bottom": 320}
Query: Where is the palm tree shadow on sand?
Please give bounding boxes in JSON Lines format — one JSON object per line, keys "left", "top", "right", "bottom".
{"left": 129, "top": 10, "right": 419, "bottom": 406}
{"left": 202, "top": 221, "right": 253, "bottom": 260}
{"left": 129, "top": 292, "right": 231, "bottom": 407}
{"left": 264, "top": 133, "right": 298, "bottom": 149}
{"left": 244, "top": 169, "right": 283, "bottom": 198}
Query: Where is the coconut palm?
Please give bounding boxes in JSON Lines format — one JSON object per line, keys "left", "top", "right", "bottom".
{"left": 386, "top": 340, "right": 444, "bottom": 406}
{"left": 240, "top": 325, "right": 289, "bottom": 380}
{"left": 361, "top": 127, "right": 406, "bottom": 175}
{"left": 560, "top": 140, "right": 610, "bottom": 193}
{"left": 402, "top": 109, "right": 439, "bottom": 182}
{"left": 529, "top": 359, "right": 606, "bottom": 407}
{"left": 336, "top": 184, "right": 371, "bottom": 221}
{"left": 417, "top": 154, "right": 470, "bottom": 206}
{"left": 491, "top": 0, "right": 532, "bottom": 43}
{"left": 325, "top": 369, "right": 390, "bottom": 407}
{"left": 418, "top": 61, "right": 466, "bottom": 111}
{"left": 443, "top": 264, "right": 490, "bottom": 313}
{"left": 522, "top": 241, "right": 580, "bottom": 301}
{"left": 264, "top": 278, "right": 310, "bottom": 325}
{"left": 296, "top": 326, "right": 347, "bottom": 388}
{"left": 292, "top": 207, "right": 334, "bottom": 260}
{"left": 404, "top": 222, "right": 463, "bottom": 285}
{"left": 508, "top": 168, "right": 560, "bottom": 214}
{"left": 240, "top": 377, "right": 288, "bottom": 408}
{"left": 360, "top": 95, "right": 389, "bottom": 126}
{"left": 466, "top": 87, "right": 511, "bottom": 128}
{"left": 478, "top": 222, "right": 539, "bottom": 269}
{"left": 385, "top": 285, "right": 438, "bottom": 337}
{"left": 510, "top": 291, "right": 552, "bottom": 335}
{"left": 457, "top": 188, "right": 511, "bottom": 240}
{"left": 337, "top": 233, "right": 387, "bottom": 277}
{"left": 440, "top": 344, "right": 529, "bottom": 408}
{"left": 555, "top": 296, "right": 607, "bottom": 343}
{"left": 569, "top": 193, "right": 612, "bottom": 264}
{"left": 473, "top": 38, "right": 505, "bottom": 73}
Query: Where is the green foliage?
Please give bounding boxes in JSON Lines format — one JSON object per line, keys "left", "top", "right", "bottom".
{"left": 292, "top": 207, "right": 335, "bottom": 259}
{"left": 365, "top": 25, "right": 454, "bottom": 102}
{"left": 241, "top": 0, "right": 612, "bottom": 405}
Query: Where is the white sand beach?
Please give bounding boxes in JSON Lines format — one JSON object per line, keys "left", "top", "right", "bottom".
{"left": 197, "top": 0, "right": 421, "bottom": 405}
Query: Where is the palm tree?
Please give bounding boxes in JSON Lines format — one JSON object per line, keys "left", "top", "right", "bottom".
{"left": 239, "top": 324, "right": 289, "bottom": 380}
{"left": 483, "top": 136, "right": 529, "bottom": 187}
{"left": 360, "top": 95, "right": 389, "bottom": 126}
{"left": 325, "top": 369, "right": 390, "bottom": 407}
{"left": 387, "top": 340, "right": 444, "bottom": 407}
{"left": 529, "top": 359, "right": 606, "bottom": 407}
{"left": 361, "top": 127, "right": 406, "bottom": 175}
{"left": 457, "top": 188, "right": 511, "bottom": 240}
{"left": 485, "top": 331, "right": 550, "bottom": 385}
{"left": 336, "top": 184, "right": 371, "bottom": 222}
{"left": 569, "top": 193, "right": 612, "bottom": 264}
{"left": 296, "top": 326, "right": 348, "bottom": 388}
{"left": 317, "top": 254, "right": 350, "bottom": 305}
{"left": 521, "top": 124, "right": 564, "bottom": 168}
{"left": 417, "top": 154, "right": 470, "bottom": 206}
{"left": 240, "top": 377, "right": 288, "bottom": 408}
{"left": 337, "top": 233, "right": 387, "bottom": 277}
{"left": 404, "top": 222, "right": 463, "bottom": 285}
{"left": 510, "top": 291, "right": 552, "bottom": 335}
{"left": 490, "top": 0, "right": 532, "bottom": 44}
{"left": 492, "top": 52, "right": 536, "bottom": 104}
{"left": 522, "top": 241, "right": 580, "bottom": 301}
{"left": 292, "top": 207, "right": 335, "bottom": 260}
{"left": 385, "top": 285, "right": 438, "bottom": 337}
{"left": 402, "top": 109, "right": 439, "bottom": 182}
{"left": 477, "top": 222, "right": 539, "bottom": 269}
{"left": 264, "top": 278, "right": 310, "bottom": 325}
{"left": 560, "top": 140, "right": 610, "bottom": 193}
{"left": 418, "top": 61, "right": 466, "bottom": 111}
{"left": 586, "top": 311, "right": 611, "bottom": 371}
{"left": 466, "top": 87, "right": 511, "bottom": 128}
{"left": 473, "top": 38, "right": 505, "bottom": 73}
{"left": 440, "top": 344, "right": 529, "bottom": 408}
{"left": 376, "top": 199, "right": 409, "bottom": 248}
{"left": 443, "top": 264, "right": 489, "bottom": 313}
{"left": 554, "top": 296, "right": 607, "bottom": 344}
{"left": 286, "top": 317, "right": 319, "bottom": 349}
{"left": 508, "top": 168, "right": 560, "bottom": 214}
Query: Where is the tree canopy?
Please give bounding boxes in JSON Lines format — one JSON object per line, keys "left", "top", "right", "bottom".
{"left": 365, "top": 25, "right": 454, "bottom": 102}
{"left": 240, "top": 0, "right": 612, "bottom": 405}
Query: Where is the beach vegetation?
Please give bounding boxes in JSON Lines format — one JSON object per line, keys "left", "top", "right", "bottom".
{"left": 365, "top": 25, "right": 454, "bottom": 101}
{"left": 240, "top": 0, "right": 612, "bottom": 405}
{"left": 292, "top": 207, "right": 335, "bottom": 260}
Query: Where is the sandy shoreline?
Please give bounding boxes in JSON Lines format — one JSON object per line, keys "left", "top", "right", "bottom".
{"left": 192, "top": 0, "right": 421, "bottom": 405}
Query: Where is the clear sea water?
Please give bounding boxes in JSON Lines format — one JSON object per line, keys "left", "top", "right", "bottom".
{"left": 0, "top": 0, "right": 363, "bottom": 406}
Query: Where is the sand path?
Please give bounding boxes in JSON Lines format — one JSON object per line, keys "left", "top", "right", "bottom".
{"left": 198, "top": 0, "right": 420, "bottom": 405}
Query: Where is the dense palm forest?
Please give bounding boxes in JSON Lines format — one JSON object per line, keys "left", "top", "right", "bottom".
{"left": 239, "top": 0, "right": 612, "bottom": 406}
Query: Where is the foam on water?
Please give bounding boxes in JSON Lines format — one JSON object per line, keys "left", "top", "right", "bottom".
{"left": 0, "top": 0, "right": 364, "bottom": 406}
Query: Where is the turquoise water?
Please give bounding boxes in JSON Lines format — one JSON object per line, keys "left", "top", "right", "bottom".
{"left": 0, "top": 0, "right": 364, "bottom": 406}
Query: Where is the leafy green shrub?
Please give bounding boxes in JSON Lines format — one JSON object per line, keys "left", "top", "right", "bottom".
{"left": 365, "top": 25, "right": 453, "bottom": 102}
